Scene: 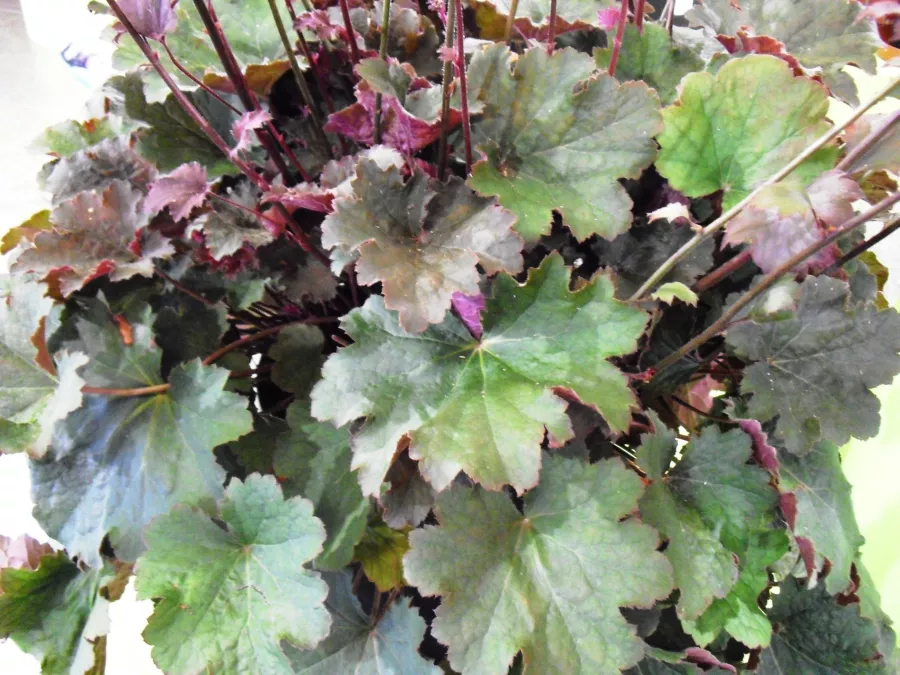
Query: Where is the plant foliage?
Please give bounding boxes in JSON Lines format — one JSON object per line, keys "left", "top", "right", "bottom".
{"left": 2, "top": 0, "right": 899, "bottom": 672}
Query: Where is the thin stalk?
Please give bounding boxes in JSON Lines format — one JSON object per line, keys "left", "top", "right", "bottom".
{"left": 82, "top": 383, "right": 171, "bottom": 397}
{"left": 629, "top": 71, "right": 900, "bottom": 302}
{"left": 338, "top": 0, "right": 361, "bottom": 65}
{"left": 437, "top": 0, "right": 456, "bottom": 179}
{"left": 634, "top": 0, "right": 646, "bottom": 31}
{"left": 693, "top": 248, "right": 753, "bottom": 293}
{"left": 297, "top": 32, "right": 337, "bottom": 115}
{"left": 161, "top": 39, "right": 242, "bottom": 114}
{"left": 455, "top": 0, "right": 473, "bottom": 173}
{"left": 206, "top": 191, "right": 285, "bottom": 231}
{"left": 264, "top": 123, "right": 313, "bottom": 182}
{"left": 203, "top": 317, "right": 338, "bottom": 365}
{"left": 265, "top": 0, "right": 331, "bottom": 152}
{"left": 651, "top": 195, "right": 900, "bottom": 377}
{"left": 154, "top": 268, "right": 215, "bottom": 306}
{"left": 547, "top": 0, "right": 558, "bottom": 52}
{"left": 373, "top": 0, "right": 393, "bottom": 144}
{"left": 663, "top": 0, "right": 675, "bottom": 36}
{"left": 670, "top": 395, "right": 736, "bottom": 425}
{"left": 191, "top": 0, "right": 298, "bottom": 177}
{"left": 607, "top": 0, "right": 630, "bottom": 77}
{"left": 107, "top": 0, "right": 268, "bottom": 191}
{"left": 822, "top": 219, "right": 900, "bottom": 274}
{"left": 836, "top": 108, "right": 900, "bottom": 173}
{"left": 504, "top": 0, "right": 519, "bottom": 42}
{"left": 285, "top": 220, "right": 333, "bottom": 267}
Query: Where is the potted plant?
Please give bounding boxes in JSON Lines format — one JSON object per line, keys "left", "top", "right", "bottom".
{"left": 1, "top": 0, "right": 899, "bottom": 672}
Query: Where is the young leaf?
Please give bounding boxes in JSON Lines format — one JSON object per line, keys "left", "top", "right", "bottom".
{"left": 726, "top": 276, "right": 900, "bottom": 455}
{"left": 756, "top": 577, "right": 889, "bottom": 673}
{"left": 231, "top": 109, "right": 273, "bottom": 157}
{"left": 274, "top": 403, "right": 369, "bottom": 570}
{"left": 778, "top": 441, "right": 864, "bottom": 595}
{"left": 723, "top": 170, "right": 864, "bottom": 274}
{"left": 37, "top": 118, "right": 117, "bottom": 158}
{"left": 686, "top": 0, "right": 881, "bottom": 101}
{"left": 321, "top": 159, "right": 522, "bottom": 332}
{"left": 655, "top": 55, "right": 831, "bottom": 210}
{"left": 286, "top": 570, "right": 441, "bottom": 674}
{"left": 636, "top": 420, "right": 779, "bottom": 621}
{"left": 353, "top": 520, "right": 410, "bottom": 592}
{"left": 144, "top": 162, "right": 210, "bottom": 220}
{"left": 311, "top": 253, "right": 648, "bottom": 495}
{"left": 31, "top": 300, "right": 252, "bottom": 566}
{"left": 135, "top": 474, "right": 331, "bottom": 675}
{"left": 12, "top": 180, "right": 174, "bottom": 297}
{"left": 0, "top": 549, "right": 111, "bottom": 675}
{"left": 595, "top": 24, "right": 705, "bottom": 105}
{"left": 652, "top": 282, "right": 699, "bottom": 306}
{"left": 403, "top": 455, "right": 674, "bottom": 675}
{"left": 465, "top": 45, "right": 662, "bottom": 241}
{"left": 192, "top": 183, "right": 274, "bottom": 260}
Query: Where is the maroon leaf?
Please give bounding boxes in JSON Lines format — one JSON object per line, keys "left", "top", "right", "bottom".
{"left": 716, "top": 30, "right": 806, "bottom": 76}
{"left": 0, "top": 534, "right": 54, "bottom": 571}
{"left": 114, "top": 0, "right": 177, "bottom": 40}
{"left": 737, "top": 419, "right": 779, "bottom": 472}
{"left": 12, "top": 180, "right": 174, "bottom": 296}
{"left": 145, "top": 162, "right": 210, "bottom": 221}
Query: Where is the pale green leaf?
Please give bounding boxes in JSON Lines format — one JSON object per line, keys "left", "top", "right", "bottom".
{"left": 652, "top": 282, "right": 699, "bottom": 306}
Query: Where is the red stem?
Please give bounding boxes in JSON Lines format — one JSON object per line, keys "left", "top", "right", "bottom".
{"left": 633, "top": 0, "right": 646, "bottom": 31}
{"left": 607, "top": 0, "right": 630, "bottom": 77}
{"left": 547, "top": 0, "right": 557, "bottom": 52}
{"left": 107, "top": 0, "right": 269, "bottom": 191}
{"left": 437, "top": 0, "right": 456, "bottom": 180}
{"left": 161, "top": 39, "right": 242, "bottom": 114}
{"left": 154, "top": 268, "right": 215, "bottom": 306}
{"left": 203, "top": 317, "right": 337, "bottom": 365}
{"left": 455, "top": 0, "right": 473, "bottom": 173}
{"left": 338, "top": 0, "right": 361, "bottom": 65}
{"left": 693, "top": 248, "right": 753, "bottom": 293}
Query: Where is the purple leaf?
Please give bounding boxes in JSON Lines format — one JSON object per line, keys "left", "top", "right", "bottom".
{"left": 115, "top": 0, "right": 177, "bottom": 40}
{"left": 231, "top": 110, "right": 273, "bottom": 158}
{"left": 145, "top": 163, "right": 209, "bottom": 221}
{"left": 451, "top": 292, "right": 485, "bottom": 339}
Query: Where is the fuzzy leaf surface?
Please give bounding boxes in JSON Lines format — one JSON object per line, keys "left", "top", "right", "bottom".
{"left": 403, "top": 455, "right": 674, "bottom": 675}
{"left": 636, "top": 421, "right": 778, "bottom": 621}
{"left": 322, "top": 159, "right": 522, "bottom": 332}
{"left": 31, "top": 301, "right": 252, "bottom": 566}
{"left": 595, "top": 24, "right": 705, "bottom": 105}
{"left": 0, "top": 550, "right": 110, "bottom": 675}
{"left": 756, "top": 578, "right": 888, "bottom": 674}
{"left": 655, "top": 55, "right": 831, "bottom": 210}
{"left": 135, "top": 474, "right": 330, "bottom": 675}
{"left": 287, "top": 570, "right": 440, "bottom": 674}
{"left": 12, "top": 181, "right": 173, "bottom": 297}
{"left": 274, "top": 403, "right": 369, "bottom": 570}
{"left": 778, "top": 441, "right": 864, "bottom": 594}
{"left": 466, "top": 45, "right": 662, "bottom": 241}
{"left": 726, "top": 276, "right": 900, "bottom": 455}
{"left": 311, "top": 253, "right": 647, "bottom": 495}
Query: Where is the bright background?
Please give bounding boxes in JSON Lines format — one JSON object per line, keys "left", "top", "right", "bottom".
{"left": 0, "top": 0, "right": 897, "bottom": 672}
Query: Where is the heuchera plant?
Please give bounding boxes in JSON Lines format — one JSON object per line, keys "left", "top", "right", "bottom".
{"left": 3, "top": 0, "right": 900, "bottom": 672}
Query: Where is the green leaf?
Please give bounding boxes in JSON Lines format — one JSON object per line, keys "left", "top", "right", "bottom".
{"left": 286, "top": 570, "right": 441, "bottom": 674}
{"left": 686, "top": 0, "right": 881, "bottom": 98}
{"left": 0, "top": 276, "right": 86, "bottom": 458}
{"left": 274, "top": 403, "right": 369, "bottom": 570}
{"left": 106, "top": 73, "right": 238, "bottom": 175}
{"left": 230, "top": 413, "right": 288, "bottom": 475}
{"left": 153, "top": 294, "right": 228, "bottom": 367}
{"left": 2, "top": 209, "right": 52, "bottom": 254}
{"left": 686, "top": 529, "right": 789, "bottom": 648}
{"left": 31, "top": 300, "right": 253, "bottom": 566}
{"left": 36, "top": 118, "right": 118, "bottom": 158}
{"left": 311, "top": 253, "right": 647, "bottom": 495}
{"left": 269, "top": 323, "right": 325, "bottom": 397}
{"left": 135, "top": 473, "right": 331, "bottom": 675}
{"left": 0, "top": 550, "right": 111, "bottom": 675}
{"left": 652, "top": 282, "right": 699, "bottom": 306}
{"left": 465, "top": 45, "right": 662, "bottom": 241}
{"left": 403, "top": 455, "right": 674, "bottom": 674}
{"left": 112, "top": 0, "right": 292, "bottom": 101}
{"left": 655, "top": 55, "right": 832, "bottom": 210}
{"left": 726, "top": 276, "right": 900, "bottom": 455}
{"left": 636, "top": 420, "right": 779, "bottom": 621}
{"left": 353, "top": 520, "right": 410, "bottom": 592}
{"left": 595, "top": 24, "right": 705, "bottom": 105}
{"left": 778, "top": 441, "right": 864, "bottom": 595}
{"left": 322, "top": 159, "right": 522, "bottom": 332}
{"left": 756, "top": 577, "right": 889, "bottom": 674}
